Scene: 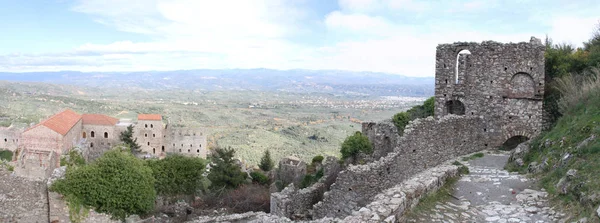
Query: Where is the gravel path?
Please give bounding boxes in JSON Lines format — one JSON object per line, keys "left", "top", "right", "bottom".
{"left": 405, "top": 151, "right": 565, "bottom": 223}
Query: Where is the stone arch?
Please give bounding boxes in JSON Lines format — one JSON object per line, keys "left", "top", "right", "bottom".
{"left": 500, "top": 135, "right": 530, "bottom": 150}
{"left": 509, "top": 72, "right": 535, "bottom": 98}
{"left": 455, "top": 49, "right": 471, "bottom": 84}
{"left": 445, "top": 100, "right": 465, "bottom": 115}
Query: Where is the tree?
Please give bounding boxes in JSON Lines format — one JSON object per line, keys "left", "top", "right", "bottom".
{"left": 392, "top": 112, "right": 410, "bottom": 134}
{"left": 147, "top": 154, "right": 207, "bottom": 196}
{"left": 258, "top": 149, "right": 274, "bottom": 171}
{"left": 50, "top": 148, "right": 156, "bottom": 221}
{"left": 340, "top": 131, "right": 373, "bottom": 160}
{"left": 119, "top": 124, "right": 141, "bottom": 154}
{"left": 207, "top": 147, "right": 247, "bottom": 189}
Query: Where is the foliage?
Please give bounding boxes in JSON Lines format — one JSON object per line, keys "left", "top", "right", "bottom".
{"left": 462, "top": 152, "right": 484, "bottom": 161}
{"left": 392, "top": 97, "right": 434, "bottom": 134}
{"left": 208, "top": 147, "right": 248, "bottom": 189}
{"left": 553, "top": 68, "right": 600, "bottom": 114}
{"left": 50, "top": 149, "right": 156, "bottom": 220}
{"left": 0, "top": 150, "right": 13, "bottom": 161}
{"left": 299, "top": 168, "right": 324, "bottom": 189}
{"left": 119, "top": 124, "right": 141, "bottom": 154}
{"left": 258, "top": 149, "right": 274, "bottom": 172}
{"left": 250, "top": 171, "right": 270, "bottom": 185}
{"left": 196, "top": 184, "right": 270, "bottom": 213}
{"left": 60, "top": 149, "right": 85, "bottom": 167}
{"left": 311, "top": 155, "right": 324, "bottom": 164}
{"left": 340, "top": 131, "right": 373, "bottom": 160}
{"left": 147, "top": 154, "right": 207, "bottom": 196}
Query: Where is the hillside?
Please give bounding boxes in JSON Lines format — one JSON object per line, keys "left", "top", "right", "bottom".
{"left": 507, "top": 73, "right": 600, "bottom": 221}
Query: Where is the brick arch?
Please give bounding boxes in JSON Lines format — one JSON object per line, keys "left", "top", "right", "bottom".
{"left": 502, "top": 131, "right": 533, "bottom": 143}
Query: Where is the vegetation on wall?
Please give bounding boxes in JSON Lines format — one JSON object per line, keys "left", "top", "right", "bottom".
{"left": 340, "top": 131, "right": 372, "bottom": 160}
{"left": 147, "top": 154, "right": 207, "bottom": 196}
{"left": 0, "top": 150, "right": 13, "bottom": 161}
{"left": 50, "top": 148, "right": 156, "bottom": 221}
{"left": 393, "top": 97, "right": 434, "bottom": 134}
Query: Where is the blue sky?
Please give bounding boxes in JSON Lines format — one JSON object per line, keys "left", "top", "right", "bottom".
{"left": 0, "top": 0, "right": 598, "bottom": 77}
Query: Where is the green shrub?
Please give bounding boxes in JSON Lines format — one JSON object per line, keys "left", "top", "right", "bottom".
{"left": 340, "top": 131, "right": 373, "bottom": 160}
{"left": 392, "top": 112, "right": 410, "bottom": 134}
{"left": 60, "top": 149, "right": 85, "bottom": 167}
{"left": 312, "top": 155, "right": 324, "bottom": 164}
{"left": 0, "top": 150, "right": 13, "bottom": 161}
{"left": 50, "top": 149, "right": 156, "bottom": 221}
{"left": 208, "top": 147, "right": 248, "bottom": 189}
{"left": 250, "top": 171, "right": 269, "bottom": 185}
{"left": 259, "top": 149, "right": 274, "bottom": 172}
{"left": 147, "top": 154, "right": 207, "bottom": 196}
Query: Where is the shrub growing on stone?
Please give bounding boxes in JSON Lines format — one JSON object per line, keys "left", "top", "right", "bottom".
{"left": 0, "top": 150, "right": 13, "bottom": 161}
{"left": 50, "top": 148, "right": 156, "bottom": 220}
{"left": 392, "top": 112, "right": 411, "bottom": 134}
{"left": 259, "top": 149, "right": 274, "bottom": 171}
{"left": 147, "top": 154, "right": 207, "bottom": 196}
{"left": 340, "top": 131, "right": 373, "bottom": 160}
{"left": 250, "top": 171, "right": 270, "bottom": 185}
{"left": 208, "top": 147, "right": 247, "bottom": 189}
{"left": 312, "top": 155, "right": 324, "bottom": 164}
{"left": 60, "top": 149, "right": 85, "bottom": 167}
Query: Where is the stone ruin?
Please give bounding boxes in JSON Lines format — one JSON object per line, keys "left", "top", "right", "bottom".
{"left": 268, "top": 38, "right": 545, "bottom": 221}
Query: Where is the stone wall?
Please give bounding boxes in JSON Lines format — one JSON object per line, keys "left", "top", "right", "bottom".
{"left": 82, "top": 124, "right": 122, "bottom": 160}
{"left": 15, "top": 149, "right": 58, "bottom": 180}
{"left": 0, "top": 127, "right": 21, "bottom": 153}
{"left": 434, "top": 38, "right": 545, "bottom": 147}
{"left": 0, "top": 169, "right": 49, "bottom": 223}
{"left": 270, "top": 156, "right": 341, "bottom": 219}
{"left": 361, "top": 120, "right": 401, "bottom": 160}
{"left": 313, "top": 115, "right": 487, "bottom": 218}
{"left": 135, "top": 120, "right": 165, "bottom": 155}
{"left": 166, "top": 127, "right": 208, "bottom": 159}
{"left": 276, "top": 156, "right": 307, "bottom": 186}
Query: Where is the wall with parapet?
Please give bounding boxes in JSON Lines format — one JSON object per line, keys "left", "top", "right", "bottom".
{"left": 314, "top": 115, "right": 487, "bottom": 218}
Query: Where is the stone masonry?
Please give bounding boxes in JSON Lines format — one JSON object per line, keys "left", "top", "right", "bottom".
{"left": 434, "top": 37, "right": 545, "bottom": 146}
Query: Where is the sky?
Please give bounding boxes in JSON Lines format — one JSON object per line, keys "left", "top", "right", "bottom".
{"left": 0, "top": 0, "right": 598, "bottom": 77}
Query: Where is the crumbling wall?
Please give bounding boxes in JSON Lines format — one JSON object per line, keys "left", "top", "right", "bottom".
{"left": 313, "top": 115, "right": 487, "bottom": 218}
{"left": 276, "top": 157, "right": 307, "bottom": 186}
{"left": 361, "top": 120, "right": 401, "bottom": 160}
{"left": 166, "top": 127, "right": 208, "bottom": 158}
{"left": 0, "top": 127, "right": 21, "bottom": 153}
{"left": 0, "top": 169, "right": 49, "bottom": 223}
{"left": 433, "top": 38, "right": 545, "bottom": 147}
{"left": 15, "top": 149, "right": 58, "bottom": 180}
{"left": 270, "top": 157, "right": 341, "bottom": 219}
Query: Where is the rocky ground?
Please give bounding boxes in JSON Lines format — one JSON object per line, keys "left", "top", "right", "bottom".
{"left": 405, "top": 151, "right": 566, "bottom": 223}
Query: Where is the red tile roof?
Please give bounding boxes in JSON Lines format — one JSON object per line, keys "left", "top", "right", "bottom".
{"left": 24, "top": 109, "right": 82, "bottom": 136}
{"left": 138, "top": 114, "right": 162, "bottom": 121}
{"left": 82, "top": 114, "right": 119, "bottom": 126}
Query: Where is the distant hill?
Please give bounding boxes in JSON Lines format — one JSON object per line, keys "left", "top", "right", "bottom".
{"left": 0, "top": 69, "right": 434, "bottom": 97}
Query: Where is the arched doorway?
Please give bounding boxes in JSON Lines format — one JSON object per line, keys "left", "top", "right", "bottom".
{"left": 455, "top": 49, "right": 471, "bottom": 84}
{"left": 500, "top": 135, "right": 529, "bottom": 150}
{"left": 446, "top": 100, "right": 465, "bottom": 115}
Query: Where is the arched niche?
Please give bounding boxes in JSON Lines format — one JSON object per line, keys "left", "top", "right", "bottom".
{"left": 509, "top": 72, "right": 535, "bottom": 98}
{"left": 446, "top": 100, "right": 466, "bottom": 115}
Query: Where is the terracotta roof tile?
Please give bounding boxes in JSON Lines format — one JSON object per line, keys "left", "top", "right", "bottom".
{"left": 25, "top": 109, "right": 82, "bottom": 136}
{"left": 138, "top": 114, "right": 162, "bottom": 121}
{"left": 82, "top": 114, "right": 119, "bottom": 126}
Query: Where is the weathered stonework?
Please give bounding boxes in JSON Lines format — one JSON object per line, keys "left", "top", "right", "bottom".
{"left": 434, "top": 38, "right": 545, "bottom": 147}
{"left": 276, "top": 156, "right": 308, "bottom": 186}
{"left": 0, "top": 126, "right": 22, "bottom": 153}
{"left": 361, "top": 120, "right": 399, "bottom": 160}
{"left": 270, "top": 156, "right": 341, "bottom": 219}
{"left": 0, "top": 169, "right": 49, "bottom": 223}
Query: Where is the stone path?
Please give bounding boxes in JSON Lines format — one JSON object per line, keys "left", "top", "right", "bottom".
{"left": 405, "top": 151, "right": 565, "bottom": 223}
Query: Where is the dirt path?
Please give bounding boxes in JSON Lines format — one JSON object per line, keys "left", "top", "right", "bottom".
{"left": 405, "top": 151, "right": 565, "bottom": 223}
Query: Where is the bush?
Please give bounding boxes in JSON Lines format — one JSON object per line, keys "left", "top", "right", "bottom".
{"left": 340, "top": 131, "right": 373, "bottom": 160}
{"left": 250, "top": 171, "right": 269, "bottom": 185}
{"left": 258, "top": 149, "right": 274, "bottom": 171}
{"left": 147, "top": 154, "right": 207, "bottom": 196}
{"left": 197, "top": 184, "right": 270, "bottom": 213}
{"left": 50, "top": 149, "right": 156, "bottom": 221}
{"left": 208, "top": 147, "right": 247, "bottom": 189}
{"left": 392, "top": 112, "right": 410, "bottom": 134}
{"left": 60, "top": 149, "right": 85, "bottom": 167}
{"left": 0, "top": 150, "right": 13, "bottom": 161}
{"left": 311, "top": 155, "right": 324, "bottom": 164}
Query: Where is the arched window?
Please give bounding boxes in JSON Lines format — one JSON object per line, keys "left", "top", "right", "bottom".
{"left": 91, "top": 131, "right": 95, "bottom": 138}
{"left": 147, "top": 142, "right": 150, "bottom": 146}
{"left": 145, "top": 124, "right": 148, "bottom": 128}
{"left": 153, "top": 148, "right": 156, "bottom": 154}
{"left": 104, "top": 132, "right": 108, "bottom": 138}
{"left": 446, "top": 100, "right": 466, "bottom": 115}
{"left": 145, "top": 134, "right": 147, "bottom": 137}
{"left": 161, "top": 146, "right": 165, "bottom": 152}
{"left": 151, "top": 124, "right": 153, "bottom": 128}
{"left": 455, "top": 49, "right": 471, "bottom": 84}
{"left": 197, "top": 149, "right": 200, "bottom": 153}
{"left": 82, "top": 132, "right": 86, "bottom": 138}
{"left": 90, "top": 142, "right": 94, "bottom": 148}
{"left": 153, "top": 134, "right": 155, "bottom": 137}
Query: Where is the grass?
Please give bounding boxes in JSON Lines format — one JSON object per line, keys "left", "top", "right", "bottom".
{"left": 507, "top": 69, "right": 600, "bottom": 221}
{"left": 461, "top": 152, "right": 484, "bottom": 161}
